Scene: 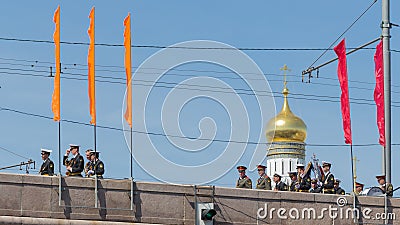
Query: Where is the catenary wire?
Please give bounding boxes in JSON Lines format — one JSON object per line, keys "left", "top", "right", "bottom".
{"left": 1, "top": 106, "right": 399, "bottom": 148}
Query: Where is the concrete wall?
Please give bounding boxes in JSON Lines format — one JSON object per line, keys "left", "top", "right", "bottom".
{"left": 0, "top": 172, "right": 399, "bottom": 225}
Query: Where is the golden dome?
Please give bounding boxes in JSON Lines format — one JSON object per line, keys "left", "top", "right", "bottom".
{"left": 266, "top": 87, "right": 307, "bottom": 143}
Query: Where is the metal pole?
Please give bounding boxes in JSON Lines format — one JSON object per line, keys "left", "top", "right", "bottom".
{"left": 58, "top": 120, "right": 62, "bottom": 207}
{"left": 94, "top": 124, "right": 98, "bottom": 208}
{"left": 130, "top": 127, "right": 134, "bottom": 210}
{"left": 350, "top": 145, "right": 357, "bottom": 223}
{"left": 382, "top": 0, "right": 391, "bottom": 183}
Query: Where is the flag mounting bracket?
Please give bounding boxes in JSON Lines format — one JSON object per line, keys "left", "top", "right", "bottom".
{"left": 301, "top": 37, "right": 381, "bottom": 83}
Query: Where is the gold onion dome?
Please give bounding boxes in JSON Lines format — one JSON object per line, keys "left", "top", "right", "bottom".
{"left": 266, "top": 87, "right": 307, "bottom": 143}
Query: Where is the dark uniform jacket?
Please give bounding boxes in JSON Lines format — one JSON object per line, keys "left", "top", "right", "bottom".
{"left": 289, "top": 179, "right": 297, "bottom": 192}
{"left": 310, "top": 187, "right": 322, "bottom": 193}
{"left": 88, "top": 159, "right": 105, "bottom": 178}
{"left": 256, "top": 174, "right": 271, "bottom": 190}
{"left": 275, "top": 181, "right": 288, "bottom": 191}
{"left": 236, "top": 176, "right": 252, "bottom": 189}
{"left": 335, "top": 187, "right": 345, "bottom": 195}
{"left": 40, "top": 158, "right": 54, "bottom": 176}
{"left": 297, "top": 174, "right": 311, "bottom": 192}
{"left": 321, "top": 172, "right": 335, "bottom": 194}
{"left": 63, "top": 154, "right": 84, "bottom": 176}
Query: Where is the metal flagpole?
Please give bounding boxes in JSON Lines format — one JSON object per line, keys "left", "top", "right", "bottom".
{"left": 350, "top": 144, "right": 357, "bottom": 223}
{"left": 130, "top": 127, "right": 134, "bottom": 210}
{"left": 382, "top": 0, "right": 391, "bottom": 183}
{"left": 94, "top": 124, "right": 98, "bottom": 208}
{"left": 58, "top": 62, "right": 62, "bottom": 207}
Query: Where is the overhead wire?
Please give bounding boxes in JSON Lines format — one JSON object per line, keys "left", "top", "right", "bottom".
{"left": 1, "top": 106, "right": 399, "bottom": 148}
{"left": 307, "top": 0, "right": 378, "bottom": 68}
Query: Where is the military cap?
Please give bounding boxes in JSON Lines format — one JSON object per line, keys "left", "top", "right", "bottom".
{"left": 296, "top": 164, "right": 305, "bottom": 169}
{"left": 288, "top": 171, "right": 297, "bottom": 176}
{"left": 376, "top": 175, "right": 386, "bottom": 180}
{"left": 69, "top": 144, "right": 80, "bottom": 149}
{"left": 334, "top": 179, "right": 341, "bottom": 184}
{"left": 311, "top": 178, "right": 318, "bottom": 184}
{"left": 257, "top": 165, "right": 266, "bottom": 170}
{"left": 89, "top": 150, "right": 100, "bottom": 154}
{"left": 41, "top": 148, "right": 52, "bottom": 154}
{"left": 355, "top": 182, "right": 364, "bottom": 188}
{"left": 273, "top": 173, "right": 282, "bottom": 178}
{"left": 322, "top": 161, "right": 332, "bottom": 167}
{"left": 237, "top": 166, "right": 247, "bottom": 171}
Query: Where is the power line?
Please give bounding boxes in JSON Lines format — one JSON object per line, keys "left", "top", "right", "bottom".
{"left": 308, "top": 0, "right": 378, "bottom": 68}
{"left": 2, "top": 55, "right": 400, "bottom": 90}
{"left": 1, "top": 106, "right": 398, "bottom": 148}
{"left": 0, "top": 36, "right": 383, "bottom": 51}
{"left": 0, "top": 146, "right": 30, "bottom": 160}
{"left": 2, "top": 67, "right": 400, "bottom": 106}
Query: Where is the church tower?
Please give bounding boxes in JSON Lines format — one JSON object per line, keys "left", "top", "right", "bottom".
{"left": 265, "top": 65, "right": 307, "bottom": 183}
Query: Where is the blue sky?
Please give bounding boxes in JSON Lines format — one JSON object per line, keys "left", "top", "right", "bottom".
{"left": 0, "top": 1, "right": 399, "bottom": 194}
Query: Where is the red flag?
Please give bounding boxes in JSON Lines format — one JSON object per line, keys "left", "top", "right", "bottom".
{"left": 88, "top": 7, "right": 96, "bottom": 125}
{"left": 334, "top": 39, "right": 352, "bottom": 144}
{"left": 51, "top": 6, "right": 60, "bottom": 121}
{"left": 124, "top": 13, "right": 132, "bottom": 128}
{"left": 374, "top": 40, "right": 385, "bottom": 147}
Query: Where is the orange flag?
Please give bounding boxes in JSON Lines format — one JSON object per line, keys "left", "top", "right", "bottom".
{"left": 51, "top": 6, "right": 60, "bottom": 121}
{"left": 124, "top": 13, "right": 132, "bottom": 128}
{"left": 88, "top": 7, "right": 96, "bottom": 125}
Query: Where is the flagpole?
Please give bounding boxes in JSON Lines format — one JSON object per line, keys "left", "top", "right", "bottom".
{"left": 350, "top": 144, "right": 355, "bottom": 193}
{"left": 382, "top": 0, "right": 391, "bottom": 184}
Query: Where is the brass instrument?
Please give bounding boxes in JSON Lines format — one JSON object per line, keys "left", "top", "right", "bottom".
{"left": 65, "top": 156, "right": 73, "bottom": 176}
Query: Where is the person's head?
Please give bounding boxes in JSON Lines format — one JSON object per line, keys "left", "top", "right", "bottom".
{"left": 69, "top": 144, "right": 80, "bottom": 155}
{"left": 273, "top": 173, "right": 281, "bottom": 183}
{"left": 257, "top": 165, "right": 266, "bottom": 176}
{"left": 41, "top": 149, "right": 52, "bottom": 160}
{"left": 90, "top": 150, "right": 100, "bottom": 161}
{"left": 311, "top": 178, "right": 318, "bottom": 188}
{"left": 237, "top": 166, "right": 247, "bottom": 177}
{"left": 334, "top": 179, "right": 341, "bottom": 189}
{"left": 355, "top": 182, "right": 364, "bottom": 193}
{"left": 376, "top": 175, "right": 386, "bottom": 185}
{"left": 296, "top": 164, "right": 305, "bottom": 174}
{"left": 322, "top": 162, "right": 331, "bottom": 173}
{"left": 85, "top": 149, "right": 92, "bottom": 160}
{"left": 288, "top": 172, "right": 297, "bottom": 181}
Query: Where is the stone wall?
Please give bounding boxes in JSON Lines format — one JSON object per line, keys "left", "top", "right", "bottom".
{"left": 0, "top": 172, "right": 398, "bottom": 225}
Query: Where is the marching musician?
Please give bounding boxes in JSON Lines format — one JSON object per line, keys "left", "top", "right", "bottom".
{"left": 355, "top": 182, "right": 364, "bottom": 195}
{"left": 320, "top": 161, "right": 335, "bottom": 194}
{"left": 334, "top": 179, "right": 345, "bottom": 195}
{"left": 84, "top": 149, "right": 92, "bottom": 177}
{"left": 235, "top": 166, "right": 252, "bottom": 189}
{"left": 295, "top": 164, "right": 311, "bottom": 192}
{"left": 256, "top": 165, "right": 271, "bottom": 190}
{"left": 39, "top": 148, "right": 54, "bottom": 176}
{"left": 63, "top": 144, "right": 84, "bottom": 177}
{"left": 87, "top": 150, "right": 105, "bottom": 179}
{"left": 376, "top": 175, "right": 393, "bottom": 197}
{"left": 288, "top": 171, "right": 298, "bottom": 192}
{"left": 309, "top": 178, "right": 321, "bottom": 193}
{"left": 273, "top": 173, "right": 288, "bottom": 191}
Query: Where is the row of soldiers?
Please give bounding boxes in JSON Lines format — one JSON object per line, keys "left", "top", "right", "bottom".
{"left": 236, "top": 162, "right": 345, "bottom": 194}
{"left": 38, "top": 144, "right": 105, "bottom": 178}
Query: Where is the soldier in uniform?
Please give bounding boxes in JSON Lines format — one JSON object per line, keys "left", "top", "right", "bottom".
{"left": 39, "top": 149, "right": 54, "bottom": 176}
{"left": 288, "top": 171, "right": 298, "bottom": 192}
{"left": 320, "top": 161, "right": 335, "bottom": 194}
{"left": 355, "top": 182, "right": 364, "bottom": 195}
{"left": 87, "top": 150, "right": 105, "bottom": 179}
{"left": 84, "top": 149, "right": 92, "bottom": 177}
{"left": 256, "top": 165, "right": 271, "bottom": 190}
{"left": 309, "top": 178, "right": 321, "bottom": 193}
{"left": 295, "top": 164, "right": 311, "bottom": 192}
{"left": 273, "top": 173, "right": 288, "bottom": 191}
{"left": 376, "top": 175, "right": 393, "bottom": 197}
{"left": 63, "top": 144, "right": 84, "bottom": 177}
{"left": 236, "top": 166, "right": 252, "bottom": 189}
{"left": 334, "top": 179, "right": 345, "bottom": 195}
